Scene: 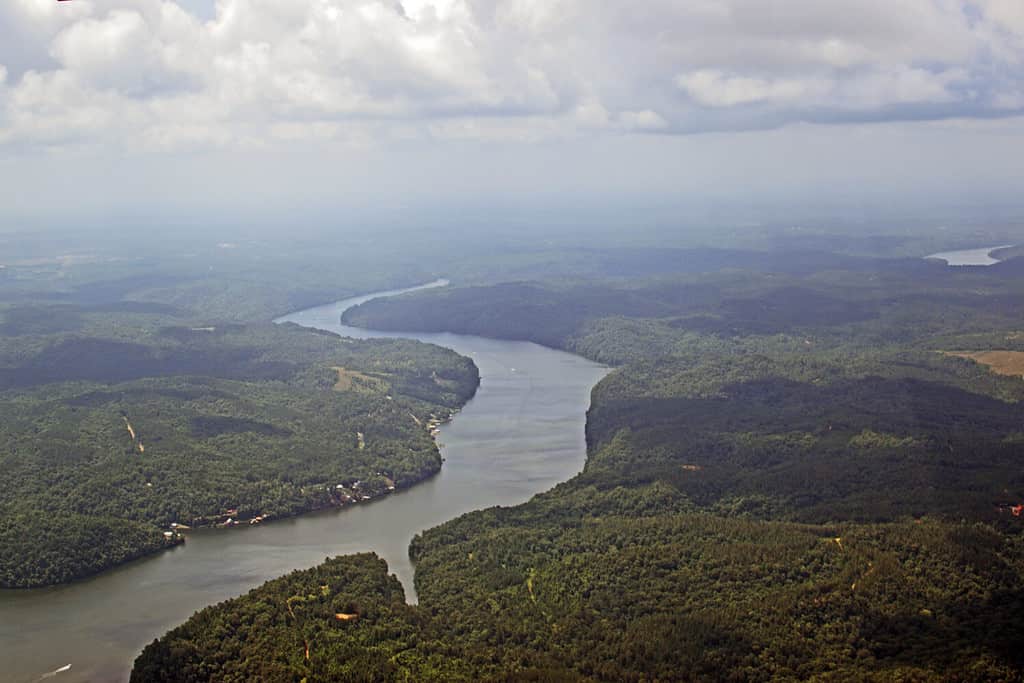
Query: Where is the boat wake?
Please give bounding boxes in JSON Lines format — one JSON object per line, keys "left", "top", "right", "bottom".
{"left": 35, "top": 664, "right": 71, "bottom": 681}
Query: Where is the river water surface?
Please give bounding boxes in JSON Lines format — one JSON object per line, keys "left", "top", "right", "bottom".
{"left": 926, "top": 245, "right": 1013, "bottom": 266}
{"left": 0, "top": 282, "right": 608, "bottom": 683}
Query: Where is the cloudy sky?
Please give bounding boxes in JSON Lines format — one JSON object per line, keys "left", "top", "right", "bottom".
{"left": 2, "top": 0, "right": 1023, "bottom": 224}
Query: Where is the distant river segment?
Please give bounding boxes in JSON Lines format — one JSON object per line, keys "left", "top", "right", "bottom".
{"left": 926, "top": 244, "right": 1014, "bottom": 266}
{"left": 0, "top": 281, "right": 608, "bottom": 683}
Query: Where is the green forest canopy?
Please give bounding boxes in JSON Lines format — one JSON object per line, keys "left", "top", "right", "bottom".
{"left": 136, "top": 254, "right": 1024, "bottom": 680}
{"left": 0, "top": 309, "right": 478, "bottom": 588}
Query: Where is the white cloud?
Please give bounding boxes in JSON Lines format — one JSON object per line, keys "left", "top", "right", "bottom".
{"left": 49, "top": 7, "right": 201, "bottom": 96}
{"left": 0, "top": 0, "right": 1022, "bottom": 150}
{"left": 676, "top": 70, "right": 815, "bottom": 107}
{"left": 619, "top": 109, "right": 668, "bottom": 131}
{"left": 978, "top": 0, "right": 1024, "bottom": 37}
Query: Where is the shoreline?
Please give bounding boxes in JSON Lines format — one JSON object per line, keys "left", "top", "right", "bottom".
{"left": 5, "top": 405, "right": 463, "bottom": 592}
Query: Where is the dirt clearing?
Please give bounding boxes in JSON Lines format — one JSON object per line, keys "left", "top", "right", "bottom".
{"left": 944, "top": 350, "right": 1024, "bottom": 377}
{"left": 331, "top": 367, "right": 389, "bottom": 393}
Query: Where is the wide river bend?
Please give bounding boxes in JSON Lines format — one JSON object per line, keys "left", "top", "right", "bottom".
{"left": 0, "top": 281, "right": 609, "bottom": 683}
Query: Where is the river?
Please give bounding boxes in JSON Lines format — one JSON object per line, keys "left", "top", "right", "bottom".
{"left": 0, "top": 281, "right": 609, "bottom": 683}
{"left": 926, "top": 244, "right": 1014, "bottom": 266}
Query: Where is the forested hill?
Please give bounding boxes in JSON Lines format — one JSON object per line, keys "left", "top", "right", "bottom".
{"left": 342, "top": 256, "right": 1024, "bottom": 363}
{"left": 136, "top": 253, "right": 1024, "bottom": 681}
{"left": 0, "top": 310, "right": 478, "bottom": 588}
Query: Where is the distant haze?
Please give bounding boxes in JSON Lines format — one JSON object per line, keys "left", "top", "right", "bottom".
{"left": 2, "top": 1, "right": 1024, "bottom": 225}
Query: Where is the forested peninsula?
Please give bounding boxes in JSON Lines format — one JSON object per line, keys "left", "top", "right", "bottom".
{"left": 0, "top": 303, "right": 478, "bottom": 588}
{"left": 135, "top": 253, "right": 1024, "bottom": 681}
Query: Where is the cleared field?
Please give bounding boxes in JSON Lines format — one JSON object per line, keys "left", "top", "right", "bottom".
{"left": 331, "top": 366, "right": 389, "bottom": 393}
{"left": 944, "top": 350, "right": 1024, "bottom": 377}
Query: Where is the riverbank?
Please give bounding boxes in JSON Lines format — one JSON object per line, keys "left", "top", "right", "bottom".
{"left": 175, "top": 407, "right": 460, "bottom": 534}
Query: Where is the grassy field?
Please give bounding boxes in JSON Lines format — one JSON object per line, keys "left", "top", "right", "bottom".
{"left": 944, "top": 350, "right": 1024, "bottom": 377}
{"left": 331, "top": 367, "right": 389, "bottom": 393}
